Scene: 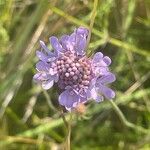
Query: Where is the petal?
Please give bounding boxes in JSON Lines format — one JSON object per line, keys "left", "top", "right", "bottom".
{"left": 40, "top": 40, "right": 53, "bottom": 55}
{"left": 92, "top": 52, "right": 111, "bottom": 67}
{"left": 36, "top": 50, "right": 56, "bottom": 62}
{"left": 36, "top": 51, "right": 48, "bottom": 62}
{"left": 79, "top": 96, "right": 88, "bottom": 103}
{"left": 89, "top": 78, "right": 97, "bottom": 89}
{"left": 96, "top": 73, "right": 116, "bottom": 85}
{"left": 92, "top": 66, "right": 109, "bottom": 77}
{"left": 67, "top": 33, "right": 76, "bottom": 51}
{"left": 88, "top": 87, "right": 104, "bottom": 102}
{"left": 36, "top": 61, "right": 49, "bottom": 72}
{"left": 47, "top": 57, "right": 57, "bottom": 62}
{"left": 97, "top": 84, "right": 115, "bottom": 99}
{"left": 59, "top": 28, "right": 88, "bottom": 56}
{"left": 42, "top": 79, "right": 54, "bottom": 90}
{"left": 74, "top": 35, "right": 86, "bottom": 56}
{"left": 92, "top": 52, "right": 103, "bottom": 64}
{"left": 60, "top": 35, "right": 70, "bottom": 50}
{"left": 58, "top": 89, "right": 79, "bottom": 109}
{"left": 33, "top": 73, "right": 41, "bottom": 82}
{"left": 49, "top": 36, "right": 64, "bottom": 53}
{"left": 103, "top": 56, "right": 111, "bottom": 66}
{"left": 74, "top": 28, "right": 88, "bottom": 55}
{"left": 76, "top": 27, "right": 89, "bottom": 36}
{"left": 78, "top": 89, "right": 88, "bottom": 103}
{"left": 33, "top": 73, "right": 49, "bottom": 82}
{"left": 62, "top": 28, "right": 88, "bottom": 55}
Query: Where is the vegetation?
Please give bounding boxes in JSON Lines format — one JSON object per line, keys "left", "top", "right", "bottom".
{"left": 0, "top": 0, "right": 150, "bottom": 149}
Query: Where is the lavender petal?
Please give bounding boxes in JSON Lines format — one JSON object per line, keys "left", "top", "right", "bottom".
{"left": 33, "top": 73, "right": 49, "bottom": 83}
{"left": 88, "top": 87, "right": 104, "bottom": 102}
{"left": 97, "top": 84, "right": 115, "bottom": 99}
{"left": 42, "top": 79, "right": 54, "bottom": 90}
{"left": 96, "top": 73, "right": 116, "bottom": 85}
{"left": 92, "top": 52, "right": 104, "bottom": 64}
{"left": 93, "top": 66, "right": 109, "bottom": 77}
{"left": 60, "top": 35, "right": 70, "bottom": 50}
{"left": 103, "top": 56, "right": 111, "bottom": 66}
{"left": 36, "top": 51, "right": 49, "bottom": 62}
{"left": 36, "top": 61, "right": 49, "bottom": 72}
{"left": 76, "top": 27, "right": 89, "bottom": 36}
{"left": 49, "top": 36, "right": 64, "bottom": 53}
{"left": 40, "top": 40, "right": 53, "bottom": 55}
{"left": 58, "top": 89, "right": 79, "bottom": 108}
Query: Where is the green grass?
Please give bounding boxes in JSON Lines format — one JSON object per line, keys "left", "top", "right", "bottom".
{"left": 0, "top": 0, "right": 150, "bottom": 149}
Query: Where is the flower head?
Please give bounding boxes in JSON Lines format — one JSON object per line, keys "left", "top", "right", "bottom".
{"left": 33, "top": 27, "right": 116, "bottom": 110}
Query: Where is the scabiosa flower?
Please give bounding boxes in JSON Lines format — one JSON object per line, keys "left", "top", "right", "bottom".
{"left": 33, "top": 27, "right": 116, "bottom": 111}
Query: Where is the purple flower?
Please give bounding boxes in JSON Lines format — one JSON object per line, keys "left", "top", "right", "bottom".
{"left": 33, "top": 27, "right": 116, "bottom": 111}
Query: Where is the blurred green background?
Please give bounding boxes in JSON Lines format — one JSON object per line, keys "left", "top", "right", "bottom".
{"left": 0, "top": 0, "right": 150, "bottom": 149}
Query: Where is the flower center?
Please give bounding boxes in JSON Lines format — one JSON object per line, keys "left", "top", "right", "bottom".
{"left": 55, "top": 52, "right": 92, "bottom": 91}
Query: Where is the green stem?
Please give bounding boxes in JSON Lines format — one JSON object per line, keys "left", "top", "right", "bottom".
{"left": 109, "top": 100, "right": 150, "bottom": 134}
{"left": 42, "top": 89, "right": 56, "bottom": 111}
{"left": 6, "top": 107, "right": 27, "bottom": 130}
{"left": 66, "top": 113, "right": 72, "bottom": 150}
{"left": 59, "top": 106, "right": 72, "bottom": 150}
{"left": 86, "top": 0, "right": 98, "bottom": 51}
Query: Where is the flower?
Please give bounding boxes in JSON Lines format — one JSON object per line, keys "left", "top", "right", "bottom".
{"left": 33, "top": 27, "right": 116, "bottom": 111}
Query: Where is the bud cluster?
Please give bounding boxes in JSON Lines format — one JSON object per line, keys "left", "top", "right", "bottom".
{"left": 54, "top": 52, "right": 92, "bottom": 91}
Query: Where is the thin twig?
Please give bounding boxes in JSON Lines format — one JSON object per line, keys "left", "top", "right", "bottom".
{"left": 42, "top": 89, "right": 56, "bottom": 111}
{"left": 109, "top": 100, "right": 150, "bottom": 134}
{"left": 22, "top": 94, "right": 38, "bottom": 123}
{"left": 59, "top": 106, "right": 72, "bottom": 150}
{"left": 59, "top": 106, "right": 68, "bottom": 128}
{"left": 0, "top": 135, "right": 52, "bottom": 146}
{"left": 66, "top": 113, "right": 72, "bottom": 150}
{"left": 125, "top": 71, "right": 150, "bottom": 94}
{"left": 86, "top": 0, "right": 98, "bottom": 51}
